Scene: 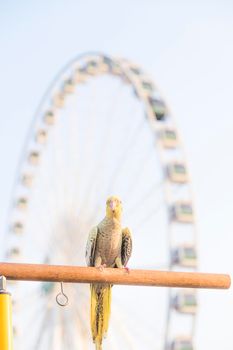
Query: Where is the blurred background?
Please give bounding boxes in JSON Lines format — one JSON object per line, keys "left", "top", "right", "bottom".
{"left": 0, "top": 1, "right": 233, "bottom": 349}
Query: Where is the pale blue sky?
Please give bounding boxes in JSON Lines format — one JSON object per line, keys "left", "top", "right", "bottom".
{"left": 1, "top": 1, "right": 233, "bottom": 349}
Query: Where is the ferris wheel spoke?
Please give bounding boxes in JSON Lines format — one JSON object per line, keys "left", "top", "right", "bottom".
{"left": 33, "top": 142, "right": 65, "bottom": 249}
{"left": 20, "top": 293, "right": 53, "bottom": 339}
{"left": 71, "top": 290, "right": 91, "bottom": 349}
{"left": 39, "top": 209, "right": 89, "bottom": 263}
{"left": 110, "top": 316, "right": 137, "bottom": 349}
{"left": 69, "top": 82, "right": 107, "bottom": 217}
{"left": 74, "top": 81, "right": 135, "bottom": 233}
{"left": 111, "top": 303, "right": 157, "bottom": 349}
{"left": 74, "top": 89, "right": 121, "bottom": 216}
{"left": 64, "top": 95, "right": 86, "bottom": 216}
{"left": 87, "top": 109, "right": 146, "bottom": 225}
{"left": 101, "top": 119, "right": 146, "bottom": 196}
{"left": 59, "top": 308, "right": 77, "bottom": 349}
{"left": 27, "top": 303, "right": 53, "bottom": 349}
{"left": 113, "top": 295, "right": 163, "bottom": 343}
{"left": 80, "top": 83, "right": 131, "bottom": 200}
{"left": 125, "top": 179, "right": 163, "bottom": 218}
{"left": 131, "top": 200, "right": 165, "bottom": 232}
{"left": 122, "top": 145, "right": 157, "bottom": 201}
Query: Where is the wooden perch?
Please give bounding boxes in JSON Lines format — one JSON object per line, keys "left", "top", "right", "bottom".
{"left": 0, "top": 262, "right": 230, "bottom": 289}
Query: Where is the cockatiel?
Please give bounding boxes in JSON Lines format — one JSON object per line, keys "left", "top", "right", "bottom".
{"left": 85, "top": 196, "right": 132, "bottom": 350}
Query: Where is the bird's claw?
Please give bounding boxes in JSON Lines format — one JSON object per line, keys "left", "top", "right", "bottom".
{"left": 124, "top": 266, "right": 130, "bottom": 273}
{"left": 97, "top": 264, "right": 106, "bottom": 272}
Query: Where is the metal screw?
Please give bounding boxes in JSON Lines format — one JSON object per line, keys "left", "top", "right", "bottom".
{"left": 0, "top": 276, "right": 7, "bottom": 292}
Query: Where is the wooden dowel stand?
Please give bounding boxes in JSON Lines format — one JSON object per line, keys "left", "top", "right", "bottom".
{"left": 0, "top": 263, "right": 230, "bottom": 289}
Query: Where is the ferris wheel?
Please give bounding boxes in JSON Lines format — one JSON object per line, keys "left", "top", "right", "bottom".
{"left": 3, "top": 52, "right": 198, "bottom": 350}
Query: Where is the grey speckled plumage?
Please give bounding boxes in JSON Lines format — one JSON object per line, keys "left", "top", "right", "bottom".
{"left": 85, "top": 216, "right": 132, "bottom": 268}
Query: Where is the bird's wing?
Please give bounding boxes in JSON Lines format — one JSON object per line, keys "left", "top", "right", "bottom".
{"left": 85, "top": 226, "right": 99, "bottom": 267}
{"left": 121, "top": 227, "right": 132, "bottom": 267}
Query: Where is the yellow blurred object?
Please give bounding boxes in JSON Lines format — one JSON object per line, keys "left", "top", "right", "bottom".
{"left": 0, "top": 277, "right": 13, "bottom": 350}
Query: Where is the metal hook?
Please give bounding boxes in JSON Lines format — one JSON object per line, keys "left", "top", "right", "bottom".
{"left": 56, "top": 282, "right": 69, "bottom": 307}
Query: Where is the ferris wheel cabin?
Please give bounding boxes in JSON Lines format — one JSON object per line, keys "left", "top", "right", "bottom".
{"left": 171, "top": 245, "right": 197, "bottom": 268}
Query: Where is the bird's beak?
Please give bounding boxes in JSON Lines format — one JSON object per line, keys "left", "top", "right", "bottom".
{"left": 109, "top": 200, "right": 116, "bottom": 211}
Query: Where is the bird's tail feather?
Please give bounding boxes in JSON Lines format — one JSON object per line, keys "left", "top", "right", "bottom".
{"left": 95, "top": 341, "right": 102, "bottom": 350}
{"left": 91, "top": 284, "right": 111, "bottom": 349}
